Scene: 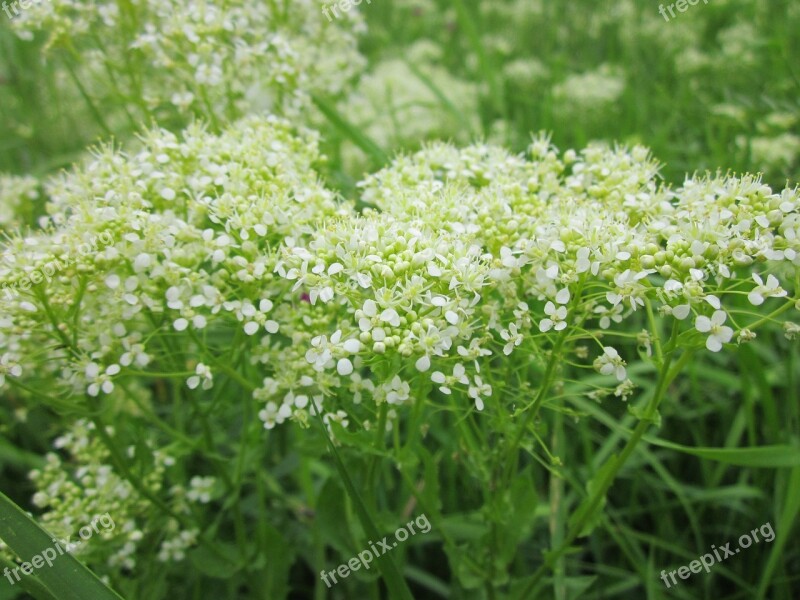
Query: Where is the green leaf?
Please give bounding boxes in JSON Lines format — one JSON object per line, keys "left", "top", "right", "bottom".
{"left": 757, "top": 465, "right": 800, "bottom": 599}
{"left": 643, "top": 437, "right": 800, "bottom": 467}
{"left": 310, "top": 94, "right": 390, "bottom": 166}
{"left": 0, "top": 492, "right": 125, "bottom": 600}
{"left": 567, "top": 457, "right": 616, "bottom": 538}
{"left": 315, "top": 478, "right": 354, "bottom": 557}
{"left": 312, "top": 403, "right": 415, "bottom": 600}
{"left": 188, "top": 542, "right": 240, "bottom": 580}
{"left": 261, "top": 523, "right": 295, "bottom": 600}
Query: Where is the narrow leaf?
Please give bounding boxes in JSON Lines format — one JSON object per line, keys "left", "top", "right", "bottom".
{"left": 0, "top": 492, "right": 125, "bottom": 600}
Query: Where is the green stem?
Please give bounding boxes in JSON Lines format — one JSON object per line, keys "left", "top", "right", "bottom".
{"left": 519, "top": 348, "right": 693, "bottom": 596}
{"left": 88, "top": 410, "right": 233, "bottom": 564}
{"left": 502, "top": 329, "right": 568, "bottom": 487}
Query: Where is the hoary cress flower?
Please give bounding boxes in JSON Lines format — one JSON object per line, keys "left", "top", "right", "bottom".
{"left": 1, "top": 123, "right": 798, "bottom": 581}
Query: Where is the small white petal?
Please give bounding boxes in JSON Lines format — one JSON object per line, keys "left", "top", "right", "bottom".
{"left": 695, "top": 316, "right": 712, "bottom": 333}
{"left": 415, "top": 355, "right": 431, "bottom": 372}
{"left": 337, "top": 358, "right": 354, "bottom": 376}
{"left": 380, "top": 308, "right": 401, "bottom": 327}
{"left": 363, "top": 300, "right": 378, "bottom": 317}
{"left": 748, "top": 291, "right": 764, "bottom": 306}
{"left": 672, "top": 305, "right": 691, "bottom": 320}
{"left": 555, "top": 288, "right": 571, "bottom": 305}
{"left": 343, "top": 339, "right": 362, "bottom": 353}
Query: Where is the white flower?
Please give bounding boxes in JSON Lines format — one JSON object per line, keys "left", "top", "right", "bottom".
{"left": 187, "top": 476, "right": 216, "bottom": 504}
{"left": 85, "top": 363, "right": 121, "bottom": 396}
{"left": 431, "top": 363, "right": 469, "bottom": 395}
{"left": 305, "top": 335, "right": 334, "bottom": 371}
{"left": 468, "top": 375, "right": 492, "bottom": 411}
{"left": 187, "top": 363, "right": 213, "bottom": 390}
{"left": 415, "top": 355, "right": 431, "bottom": 372}
{"left": 575, "top": 247, "right": 598, "bottom": 275}
{"left": 348, "top": 372, "right": 375, "bottom": 404}
{"left": 242, "top": 298, "right": 279, "bottom": 336}
{"left": 594, "top": 347, "right": 627, "bottom": 381}
{"left": 500, "top": 323, "right": 523, "bottom": 355}
{"left": 606, "top": 269, "right": 652, "bottom": 310}
{"left": 380, "top": 308, "right": 401, "bottom": 327}
{"left": 672, "top": 304, "right": 691, "bottom": 320}
{"left": 613, "top": 379, "right": 635, "bottom": 401}
{"left": 259, "top": 401, "right": 292, "bottom": 430}
{"left": 593, "top": 304, "right": 623, "bottom": 329}
{"left": 380, "top": 376, "right": 410, "bottom": 405}
{"left": 747, "top": 274, "right": 787, "bottom": 306}
{"left": 539, "top": 301, "right": 567, "bottom": 332}
{"left": 695, "top": 311, "right": 734, "bottom": 352}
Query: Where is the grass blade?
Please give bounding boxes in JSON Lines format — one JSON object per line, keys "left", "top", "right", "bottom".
{"left": 641, "top": 438, "right": 800, "bottom": 468}
{"left": 0, "top": 492, "right": 125, "bottom": 600}
{"left": 312, "top": 408, "right": 415, "bottom": 600}
{"left": 311, "top": 94, "right": 390, "bottom": 166}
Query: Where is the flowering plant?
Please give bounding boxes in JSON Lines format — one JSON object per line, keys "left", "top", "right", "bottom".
{"left": 1, "top": 1, "right": 799, "bottom": 599}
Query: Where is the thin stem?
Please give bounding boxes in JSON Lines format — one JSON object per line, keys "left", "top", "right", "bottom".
{"left": 501, "top": 329, "right": 568, "bottom": 487}
{"left": 520, "top": 346, "right": 694, "bottom": 596}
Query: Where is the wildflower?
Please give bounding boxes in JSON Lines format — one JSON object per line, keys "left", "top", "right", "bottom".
{"left": 259, "top": 401, "right": 292, "bottom": 430}
{"left": 0, "top": 353, "right": 22, "bottom": 389}
{"left": 186, "top": 476, "right": 216, "bottom": 504}
{"left": 431, "top": 364, "right": 469, "bottom": 395}
{"left": 377, "top": 376, "right": 411, "bottom": 405}
{"left": 747, "top": 274, "right": 787, "bottom": 306}
{"left": 614, "top": 379, "right": 636, "bottom": 401}
{"left": 594, "top": 304, "right": 623, "bottom": 329}
{"left": 539, "top": 302, "right": 567, "bottom": 332}
{"left": 468, "top": 375, "right": 492, "bottom": 411}
{"left": 500, "top": 323, "right": 523, "bottom": 355}
{"left": 737, "top": 329, "right": 757, "bottom": 344}
{"left": 695, "top": 311, "right": 734, "bottom": 352}
{"left": 594, "top": 347, "right": 627, "bottom": 381}
{"left": 186, "top": 363, "right": 213, "bottom": 390}
{"left": 85, "top": 363, "right": 121, "bottom": 396}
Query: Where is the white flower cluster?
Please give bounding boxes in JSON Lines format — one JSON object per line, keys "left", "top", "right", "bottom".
{"left": 11, "top": 0, "right": 366, "bottom": 130}
{"left": 4, "top": 125, "right": 798, "bottom": 429}
{"left": 25, "top": 420, "right": 208, "bottom": 571}
{"left": 551, "top": 64, "right": 626, "bottom": 124}
{"left": 337, "top": 45, "right": 480, "bottom": 173}
{"left": 0, "top": 116, "right": 347, "bottom": 405}
{"left": 3, "top": 123, "right": 798, "bottom": 566}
